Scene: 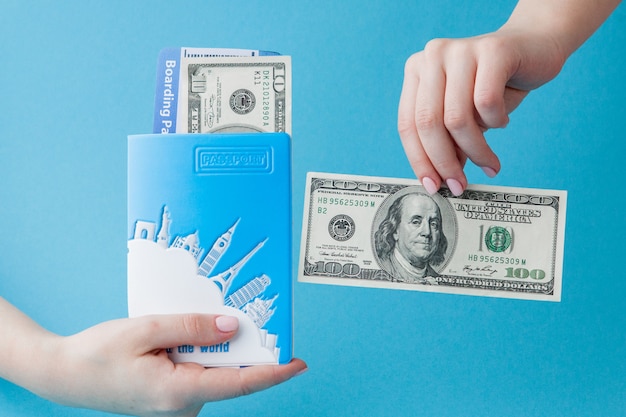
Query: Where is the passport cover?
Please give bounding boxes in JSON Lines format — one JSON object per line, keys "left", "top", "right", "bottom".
{"left": 127, "top": 132, "right": 292, "bottom": 366}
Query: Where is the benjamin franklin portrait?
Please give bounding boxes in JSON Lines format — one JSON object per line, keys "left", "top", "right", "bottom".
{"left": 374, "top": 189, "right": 453, "bottom": 284}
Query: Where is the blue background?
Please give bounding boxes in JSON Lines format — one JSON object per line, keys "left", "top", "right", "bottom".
{"left": 1, "top": 1, "right": 624, "bottom": 416}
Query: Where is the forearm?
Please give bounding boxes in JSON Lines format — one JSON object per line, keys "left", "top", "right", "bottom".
{"left": 0, "top": 297, "right": 62, "bottom": 398}
{"left": 503, "top": 0, "right": 621, "bottom": 57}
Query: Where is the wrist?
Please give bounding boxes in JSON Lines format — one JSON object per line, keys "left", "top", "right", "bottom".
{"left": 16, "top": 332, "right": 69, "bottom": 403}
{"left": 489, "top": 24, "right": 567, "bottom": 91}
{"left": 502, "top": 0, "right": 620, "bottom": 59}
{"left": 1, "top": 329, "right": 66, "bottom": 402}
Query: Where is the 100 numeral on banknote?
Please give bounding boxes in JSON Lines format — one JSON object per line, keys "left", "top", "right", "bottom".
{"left": 298, "top": 172, "right": 567, "bottom": 301}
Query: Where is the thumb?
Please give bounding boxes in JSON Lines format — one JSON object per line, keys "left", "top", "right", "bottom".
{"left": 472, "top": 51, "right": 512, "bottom": 129}
{"left": 502, "top": 86, "right": 529, "bottom": 115}
{"left": 132, "top": 314, "right": 239, "bottom": 353}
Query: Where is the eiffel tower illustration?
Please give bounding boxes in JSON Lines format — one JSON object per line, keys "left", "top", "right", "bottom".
{"left": 208, "top": 238, "right": 267, "bottom": 296}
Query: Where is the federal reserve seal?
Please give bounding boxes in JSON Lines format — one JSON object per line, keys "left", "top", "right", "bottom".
{"left": 229, "top": 89, "right": 256, "bottom": 114}
{"left": 328, "top": 214, "right": 356, "bottom": 242}
{"left": 485, "top": 226, "right": 512, "bottom": 253}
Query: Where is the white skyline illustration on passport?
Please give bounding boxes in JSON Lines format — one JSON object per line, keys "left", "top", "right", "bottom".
{"left": 128, "top": 205, "right": 279, "bottom": 364}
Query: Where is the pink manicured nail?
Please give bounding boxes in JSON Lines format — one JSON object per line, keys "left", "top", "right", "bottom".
{"left": 446, "top": 178, "right": 464, "bottom": 196}
{"left": 216, "top": 316, "right": 239, "bottom": 332}
{"left": 481, "top": 166, "right": 498, "bottom": 178}
{"left": 421, "top": 177, "right": 439, "bottom": 195}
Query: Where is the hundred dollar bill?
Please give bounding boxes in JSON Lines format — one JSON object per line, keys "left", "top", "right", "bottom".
{"left": 298, "top": 172, "right": 567, "bottom": 301}
{"left": 153, "top": 47, "right": 290, "bottom": 135}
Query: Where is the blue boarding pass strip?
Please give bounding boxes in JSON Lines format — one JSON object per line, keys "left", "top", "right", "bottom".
{"left": 153, "top": 47, "right": 280, "bottom": 134}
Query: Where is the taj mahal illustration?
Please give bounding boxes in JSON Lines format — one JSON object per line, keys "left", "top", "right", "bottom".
{"left": 131, "top": 206, "right": 277, "bottom": 329}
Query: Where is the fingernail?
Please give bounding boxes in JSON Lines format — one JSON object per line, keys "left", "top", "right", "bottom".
{"left": 446, "top": 178, "right": 464, "bottom": 196}
{"left": 481, "top": 166, "right": 498, "bottom": 178}
{"left": 421, "top": 177, "right": 439, "bottom": 195}
{"left": 216, "top": 316, "right": 239, "bottom": 332}
{"left": 295, "top": 367, "right": 309, "bottom": 377}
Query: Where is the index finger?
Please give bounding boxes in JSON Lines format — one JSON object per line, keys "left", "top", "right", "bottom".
{"left": 398, "top": 53, "right": 443, "bottom": 192}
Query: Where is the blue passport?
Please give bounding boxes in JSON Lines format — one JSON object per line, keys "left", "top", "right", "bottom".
{"left": 127, "top": 132, "right": 292, "bottom": 366}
